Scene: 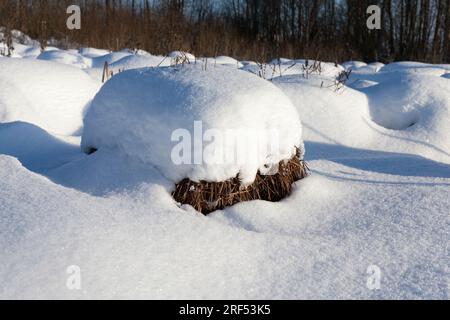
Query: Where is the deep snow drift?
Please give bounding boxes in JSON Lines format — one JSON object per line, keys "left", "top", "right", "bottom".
{"left": 0, "top": 32, "right": 449, "bottom": 299}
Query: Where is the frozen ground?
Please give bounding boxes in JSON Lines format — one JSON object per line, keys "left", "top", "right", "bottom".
{"left": 0, "top": 33, "right": 449, "bottom": 299}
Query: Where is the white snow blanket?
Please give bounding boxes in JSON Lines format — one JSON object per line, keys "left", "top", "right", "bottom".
{"left": 82, "top": 64, "right": 303, "bottom": 184}
{"left": 0, "top": 31, "right": 449, "bottom": 299}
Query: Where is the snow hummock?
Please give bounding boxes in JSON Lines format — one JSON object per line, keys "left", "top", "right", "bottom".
{"left": 0, "top": 57, "right": 100, "bottom": 135}
{"left": 168, "top": 51, "right": 196, "bottom": 63}
{"left": 242, "top": 59, "right": 344, "bottom": 80}
{"left": 201, "top": 56, "right": 243, "bottom": 68}
{"left": 273, "top": 75, "right": 374, "bottom": 147}
{"left": 108, "top": 53, "right": 168, "bottom": 72}
{"left": 37, "top": 50, "right": 91, "bottom": 68}
{"left": 90, "top": 51, "right": 132, "bottom": 68}
{"left": 78, "top": 47, "right": 110, "bottom": 58}
{"left": 342, "top": 60, "right": 367, "bottom": 70}
{"left": 0, "top": 28, "right": 41, "bottom": 58}
{"left": 341, "top": 61, "right": 450, "bottom": 164}
{"left": 82, "top": 64, "right": 303, "bottom": 184}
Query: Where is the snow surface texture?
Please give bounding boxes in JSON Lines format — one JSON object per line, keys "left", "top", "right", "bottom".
{"left": 199, "top": 56, "right": 244, "bottom": 68}
{"left": 37, "top": 50, "right": 91, "bottom": 69}
{"left": 81, "top": 65, "right": 303, "bottom": 184}
{"left": 168, "top": 50, "right": 196, "bottom": 63}
{"left": 108, "top": 53, "right": 169, "bottom": 73}
{"left": 242, "top": 59, "right": 344, "bottom": 80}
{"left": 0, "top": 58, "right": 100, "bottom": 135}
{"left": 0, "top": 33, "right": 449, "bottom": 299}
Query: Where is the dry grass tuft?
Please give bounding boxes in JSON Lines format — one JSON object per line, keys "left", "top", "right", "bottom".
{"left": 172, "top": 149, "right": 309, "bottom": 215}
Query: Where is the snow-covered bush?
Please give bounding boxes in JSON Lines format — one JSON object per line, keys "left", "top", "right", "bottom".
{"left": 81, "top": 64, "right": 304, "bottom": 185}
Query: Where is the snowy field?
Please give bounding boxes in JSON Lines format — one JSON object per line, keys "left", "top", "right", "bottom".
{"left": 1, "top": 32, "right": 449, "bottom": 299}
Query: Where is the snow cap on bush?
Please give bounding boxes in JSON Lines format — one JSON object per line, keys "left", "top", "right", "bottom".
{"left": 81, "top": 64, "right": 304, "bottom": 184}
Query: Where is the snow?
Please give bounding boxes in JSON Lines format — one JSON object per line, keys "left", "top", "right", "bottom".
{"left": 0, "top": 57, "right": 100, "bottom": 135}
{"left": 342, "top": 60, "right": 367, "bottom": 70}
{"left": 81, "top": 64, "right": 303, "bottom": 184}
{"left": 201, "top": 56, "right": 243, "bottom": 68}
{"left": 0, "top": 121, "right": 80, "bottom": 172}
{"left": 0, "top": 28, "right": 41, "bottom": 58}
{"left": 78, "top": 47, "right": 110, "bottom": 58}
{"left": 0, "top": 32, "right": 449, "bottom": 299}
{"left": 37, "top": 50, "right": 91, "bottom": 69}
{"left": 379, "top": 61, "right": 450, "bottom": 73}
{"left": 90, "top": 51, "right": 132, "bottom": 68}
{"left": 242, "top": 59, "right": 344, "bottom": 80}
{"left": 273, "top": 75, "right": 374, "bottom": 148}
{"left": 168, "top": 51, "right": 196, "bottom": 63}
{"left": 108, "top": 53, "right": 169, "bottom": 72}
{"left": 79, "top": 52, "right": 169, "bottom": 81}
{"left": 1, "top": 141, "right": 449, "bottom": 299}
{"left": 343, "top": 62, "right": 450, "bottom": 164}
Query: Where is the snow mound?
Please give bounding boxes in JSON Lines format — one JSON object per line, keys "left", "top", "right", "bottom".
{"left": 360, "top": 73, "right": 450, "bottom": 162}
{"left": 240, "top": 60, "right": 257, "bottom": 67}
{"left": 347, "top": 79, "right": 379, "bottom": 89}
{"left": 90, "top": 51, "right": 132, "bottom": 68}
{"left": 37, "top": 50, "right": 91, "bottom": 68}
{"left": 242, "top": 59, "right": 344, "bottom": 80}
{"left": 0, "top": 28, "right": 38, "bottom": 46}
{"left": 82, "top": 64, "right": 303, "bottom": 184}
{"left": 380, "top": 61, "right": 450, "bottom": 75}
{"left": 2, "top": 42, "right": 41, "bottom": 58}
{"left": 108, "top": 53, "right": 168, "bottom": 72}
{"left": 205, "top": 56, "right": 243, "bottom": 68}
{"left": 368, "top": 62, "right": 384, "bottom": 71}
{"left": 342, "top": 61, "right": 367, "bottom": 70}
{"left": 0, "top": 28, "right": 41, "bottom": 58}
{"left": 78, "top": 47, "right": 110, "bottom": 58}
{"left": 0, "top": 58, "right": 100, "bottom": 135}
{"left": 352, "top": 64, "right": 384, "bottom": 74}
{"left": 273, "top": 75, "right": 374, "bottom": 147}
{"left": 168, "top": 51, "right": 196, "bottom": 63}
{"left": 269, "top": 58, "right": 293, "bottom": 64}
